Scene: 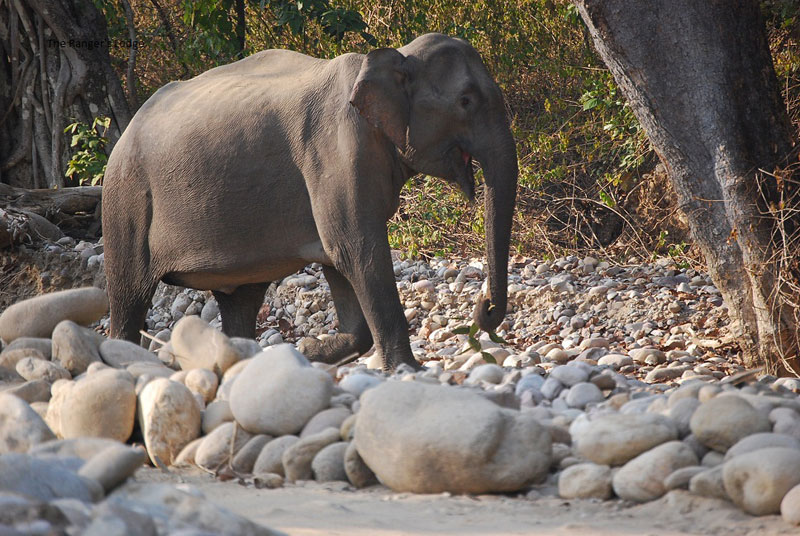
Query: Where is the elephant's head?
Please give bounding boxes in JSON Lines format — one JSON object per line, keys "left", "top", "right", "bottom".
{"left": 350, "top": 33, "right": 518, "bottom": 333}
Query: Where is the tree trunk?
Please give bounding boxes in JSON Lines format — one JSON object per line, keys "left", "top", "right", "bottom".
{"left": 235, "top": 0, "right": 246, "bottom": 56}
{"left": 0, "top": 0, "right": 131, "bottom": 189}
{"left": 575, "top": 0, "right": 799, "bottom": 373}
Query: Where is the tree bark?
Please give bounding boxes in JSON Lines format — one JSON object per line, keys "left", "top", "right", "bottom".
{"left": 0, "top": 0, "right": 131, "bottom": 188}
{"left": 120, "top": 0, "right": 139, "bottom": 110}
{"left": 575, "top": 0, "right": 799, "bottom": 373}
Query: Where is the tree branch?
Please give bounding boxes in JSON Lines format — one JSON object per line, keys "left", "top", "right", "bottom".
{"left": 148, "top": 0, "right": 188, "bottom": 78}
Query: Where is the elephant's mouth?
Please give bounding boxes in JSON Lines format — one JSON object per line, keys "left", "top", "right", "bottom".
{"left": 452, "top": 147, "right": 476, "bottom": 201}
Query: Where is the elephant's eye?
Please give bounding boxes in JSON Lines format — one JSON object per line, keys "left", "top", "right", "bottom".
{"left": 460, "top": 95, "right": 471, "bottom": 108}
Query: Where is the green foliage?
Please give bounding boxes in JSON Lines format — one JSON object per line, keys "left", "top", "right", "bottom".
{"left": 388, "top": 175, "right": 478, "bottom": 258}
{"left": 651, "top": 230, "right": 691, "bottom": 268}
{"left": 451, "top": 322, "right": 506, "bottom": 364}
{"left": 653, "top": 230, "right": 669, "bottom": 255}
{"left": 267, "top": 0, "right": 373, "bottom": 43}
{"left": 181, "top": 0, "right": 241, "bottom": 62}
{"left": 64, "top": 117, "right": 111, "bottom": 186}
{"left": 667, "top": 242, "right": 691, "bottom": 269}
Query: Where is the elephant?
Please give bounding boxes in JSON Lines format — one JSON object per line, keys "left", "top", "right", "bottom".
{"left": 102, "top": 33, "right": 518, "bottom": 372}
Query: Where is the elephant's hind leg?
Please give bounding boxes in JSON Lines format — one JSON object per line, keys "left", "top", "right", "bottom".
{"left": 104, "top": 192, "right": 160, "bottom": 344}
{"left": 297, "top": 265, "right": 373, "bottom": 364}
{"left": 213, "top": 282, "right": 268, "bottom": 339}
{"left": 108, "top": 277, "right": 159, "bottom": 343}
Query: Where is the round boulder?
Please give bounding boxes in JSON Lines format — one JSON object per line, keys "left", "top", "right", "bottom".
{"left": 781, "top": 483, "right": 800, "bottom": 526}
{"left": 51, "top": 320, "right": 104, "bottom": 376}
{"left": 558, "top": 462, "right": 612, "bottom": 500}
{"left": 311, "top": 441, "right": 349, "bottom": 482}
{"left": 0, "top": 393, "right": 55, "bottom": 452}
{"left": 612, "top": 440, "right": 699, "bottom": 502}
{"left": 723, "top": 447, "right": 800, "bottom": 515}
{"left": 55, "top": 369, "right": 136, "bottom": 441}
{"left": 99, "top": 339, "right": 162, "bottom": 369}
{"left": 570, "top": 412, "right": 678, "bottom": 466}
{"left": 138, "top": 378, "right": 202, "bottom": 466}
{"left": 355, "top": 381, "right": 552, "bottom": 494}
{"left": 0, "top": 287, "right": 108, "bottom": 343}
{"left": 690, "top": 395, "right": 771, "bottom": 452}
{"left": 171, "top": 316, "right": 242, "bottom": 375}
{"left": 229, "top": 345, "right": 333, "bottom": 436}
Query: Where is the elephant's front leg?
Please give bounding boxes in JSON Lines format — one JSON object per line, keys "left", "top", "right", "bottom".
{"left": 298, "top": 266, "right": 373, "bottom": 364}
{"left": 321, "top": 230, "right": 420, "bottom": 372}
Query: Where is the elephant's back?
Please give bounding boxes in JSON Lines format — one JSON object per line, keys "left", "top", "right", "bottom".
{"left": 110, "top": 49, "right": 324, "bottom": 189}
{"left": 103, "top": 48, "right": 358, "bottom": 273}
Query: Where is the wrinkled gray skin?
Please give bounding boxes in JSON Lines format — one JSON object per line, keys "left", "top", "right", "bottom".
{"left": 102, "top": 33, "right": 518, "bottom": 371}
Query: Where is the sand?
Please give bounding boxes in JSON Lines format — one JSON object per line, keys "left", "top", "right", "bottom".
{"left": 137, "top": 467, "right": 794, "bottom": 535}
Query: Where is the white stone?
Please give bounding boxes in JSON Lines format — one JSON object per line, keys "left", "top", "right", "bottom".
{"left": 99, "top": 339, "right": 162, "bottom": 368}
{"left": 229, "top": 345, "right": 333, "bottom": 435}
{"left": 781, "top": 483, "right": 800, "bottom": 526}
{"left": 558, "top": 462, "right": 612, "bottom": 499}
{"left": 550, "top": 365, "right": 589, "bottom": 387}
{"left": 0, "top": 287, "right": 108, "bottom": 343}
{"left": 194, "top": 422, "right": 253, "bottom": 472}
{"left": 466, "top": 364, "right": 505, "bottom": 385}
{"left": 184, "top": 368, "right": 219, "bottom": 403}
{"left": 339, "top": 373, "right": 383, "bottom": 397}
{"left": 138, "top": 378, "right": 201, "bottom": 466}
{"left": 612, "top": 441, "right": 699, "bottom": 502}
{"left": 355, "top": 380, "right": 551, "bottom": 494}
{"left": 171, "top": 316, "right": 242, "bottom": 375}
{"left": 51, "top": 320, "right": 104, "bottom": 376}
{"left": 51, "top": 369, "right": 136, "bottom": 442}
{"left": 15, "top": 357, "right": 70, "bottom": 383}
{"left": 597, "top": 353, "right": 633, "bottom": 369}
{"left": 690, "top": 395, "right": 771, "bottom": 452}
{"left": 0, "top": 393, "right": 55, "bottom": 452}
{"left": 723, "top": 447, "right": 800, "bottom": 515}
{"left": 565, "top": 382, "right": 604, "bottom": 409}
{"left": 724, "top": 432, "right": 800, "bottom": 461}
{"left": 571, "top": 412, "right": 678, "bottom": 466}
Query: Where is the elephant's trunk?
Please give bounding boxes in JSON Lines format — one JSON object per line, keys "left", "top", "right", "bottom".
{"left": 473, "top": 128, "right": 518, "bottom": 333}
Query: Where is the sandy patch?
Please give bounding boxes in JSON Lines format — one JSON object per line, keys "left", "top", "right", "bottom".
{"left": 136, "top": 467, "right": 793, "bottom": 536}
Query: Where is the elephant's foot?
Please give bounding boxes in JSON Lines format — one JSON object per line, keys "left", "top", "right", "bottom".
{"left": 297, "top": 333, "right": 369, "bottom": 365}
{"left": 383, "top": 354, "right": 423, "bottom": 374}
{"left": 297, "top": 334, "right": 422, "bottom": 373}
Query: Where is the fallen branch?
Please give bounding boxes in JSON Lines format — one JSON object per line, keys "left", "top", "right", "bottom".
{"left": 0, "top": 183, "right": 102, "bottom": 217}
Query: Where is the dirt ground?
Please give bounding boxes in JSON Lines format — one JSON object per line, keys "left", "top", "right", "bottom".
{"left": 136, "top": 467, "right": 793, "bottom": 536}
{"left": 0, "top": 247, "right": 102, "bottom": 309}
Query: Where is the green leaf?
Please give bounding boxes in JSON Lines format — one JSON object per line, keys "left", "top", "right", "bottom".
{"left": 468, "top": 337, "right": 481, "bottom": 352}
{"left": 451, "top": 325, "right": 470, "bottom": 335}
{"left": 488, "top": 331, "right": 506, "bottom": 344}
{"left": 582, "top": 97, "right": 599, "bottom": 110}
{"left": 360, "top": 31, "right": 377, "bottom": 46}
{"left": 469, "top": 323, "right": 479, "bottom": 337}
{"left": 481, "top": 351, "right": 497, "bottom": 364}
{"left": 599, "top": 190, "right": 615, "bottom": 207}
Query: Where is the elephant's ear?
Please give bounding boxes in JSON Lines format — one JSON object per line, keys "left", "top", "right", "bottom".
{"left": 349, "top": 48, "right": 410, "bottom": 149}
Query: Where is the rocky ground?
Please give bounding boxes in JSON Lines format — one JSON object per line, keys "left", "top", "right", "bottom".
{"left": 1, "top": 237, "right": 800, "bottom": 534}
